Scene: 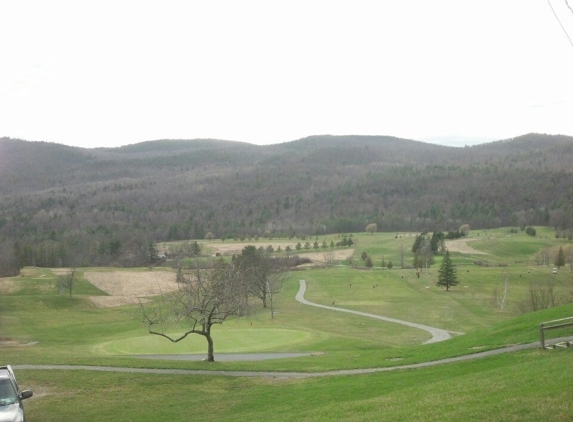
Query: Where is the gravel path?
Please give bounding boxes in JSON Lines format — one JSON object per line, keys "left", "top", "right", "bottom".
{"left": 296, "top": 280, "right": 461, "bottom": 344}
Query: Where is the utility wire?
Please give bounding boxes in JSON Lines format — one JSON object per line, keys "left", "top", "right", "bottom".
{"left": 565, "top": 0, "right": 573, "bottom": 16}
{"left": 547, "top": 0, "right": 573, "bottom": 49}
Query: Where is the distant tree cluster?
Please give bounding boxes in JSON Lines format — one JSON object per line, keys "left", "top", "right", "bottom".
{"left": 516, "top": 279, "right": 573, "bottom": 314}
{"left": 411, "top": 231, "right": 449, "bottom": 269}
{"left": 335, "top": 235, "right": 354, "bottom": 247}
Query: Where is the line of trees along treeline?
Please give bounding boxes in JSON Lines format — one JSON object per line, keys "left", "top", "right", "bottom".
{"left": 1, "top": 133, "right": 573, "bottom": 275}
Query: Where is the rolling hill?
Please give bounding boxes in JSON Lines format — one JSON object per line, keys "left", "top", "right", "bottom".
{"left": 1, "top": 133, "right": 572, "bottom": 273}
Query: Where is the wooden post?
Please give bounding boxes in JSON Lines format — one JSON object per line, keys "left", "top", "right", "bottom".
{"left": 540, "top": 323, "right": 545, "bottom": 349}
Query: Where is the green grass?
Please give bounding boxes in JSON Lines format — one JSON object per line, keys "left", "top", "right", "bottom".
{"left": 18, "top": 348, "right": 573, "bottom": 422}
{"left": 98, "top": 328, "right": 314, "bottom": 355}
{"left": 2, "top": 227, "right": 573, "bottom": 421}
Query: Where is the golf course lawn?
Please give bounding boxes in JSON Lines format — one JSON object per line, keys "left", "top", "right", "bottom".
{"left": 1, "top": 228, "right": 572, "bottom": 421}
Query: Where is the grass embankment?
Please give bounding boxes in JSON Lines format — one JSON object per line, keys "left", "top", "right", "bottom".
{"left": 19, "top": 348, "right": 572, "bottom": 422}
{"left": 1, "top": 228, "right": 572, "bottom": 420}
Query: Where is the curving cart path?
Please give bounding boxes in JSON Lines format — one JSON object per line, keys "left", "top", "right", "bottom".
{"left": 13, "top": 341, "right": 557, "bottom": 379}
{"left": 14, "top": 280, "right": 570, "bottom": 379}
{"left": 295, "top": 279, "right": 461, "bottom": 344}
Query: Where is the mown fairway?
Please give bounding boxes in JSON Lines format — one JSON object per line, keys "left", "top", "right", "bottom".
{"left": 1, "top": 228, "right": 572, "bottom": 421}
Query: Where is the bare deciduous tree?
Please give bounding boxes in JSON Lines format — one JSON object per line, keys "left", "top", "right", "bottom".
{"left": 59, "top": 269, "right": 76, "bottom": 299}
{"left": 235, "top": 246, "right": 271, "bottom": 308}
{"left": 140, "top": 259, "right": 249, "bottom": 362}
{"left": 517, "top": 280, "right": 557, "bottom": 314}
{"left": 493, "top": 271, "right": 509, "bottom": 312}
{"left": 365, "top": 223, "right": 377, "bottom": 235}
{"left": 323, "top": 251, "right": 336, "bottom": 268}
{"left": 459, "top": 224, "right": 471, "bottom": 236}
{"left": 266, "top": 271, "right": 286, "bottom": 320}
{"left": 535, "top": 248, "right": 551, "bottom": 266}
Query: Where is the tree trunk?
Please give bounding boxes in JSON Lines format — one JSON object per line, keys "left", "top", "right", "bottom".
{"left": 262, "top": 283, "right": 268, "bottom": 308}
{"left": 205, "top": 333, "right": 215, "bottom": 362}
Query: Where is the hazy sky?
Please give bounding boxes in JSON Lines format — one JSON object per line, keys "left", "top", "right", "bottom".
{"left": 2, "top": 0, "right": 573, "bottom": 148}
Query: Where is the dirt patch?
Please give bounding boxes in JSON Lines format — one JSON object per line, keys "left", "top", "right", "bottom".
{"left": 0, "top": 279, "right": 20, "bottom": 294}
{"left": 84, "top": 270, "right": 178, "bottom": 308}
{"left": 445, "top": 238, "right": 487, "bottom": 255}
{"left": 210, "top": 243, "right": 354, "bottom": 265}
{"left": 87, "top": 296, "right": 150, "bottom": 308}
{"left": 299, "top": 249, "right": 354, "bottom": 265}
{"left": 82, "top": 246, "right": 354, "bottom": 308}
{"left": 51, "top": 268, "right": 73, "bottom": 276}
{"left": 18, "top": 268, "right": 38, "bottom": 277}
{"left": 0, "top": 339, "right": 38, "bottom": 347}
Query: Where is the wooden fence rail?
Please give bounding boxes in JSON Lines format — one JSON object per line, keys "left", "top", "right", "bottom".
{"left": 539, "top": 316, "right": 573, "bottom": 349}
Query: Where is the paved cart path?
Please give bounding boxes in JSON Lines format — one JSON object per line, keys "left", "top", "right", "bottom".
{"left": 14, "top": 341, "right": 564, "bottom": 379}
{"left": 13, "top": 280, "right": 572, "bottom": 379}
{"left": 295, "top": 279, "right": 461, "bottom": 344}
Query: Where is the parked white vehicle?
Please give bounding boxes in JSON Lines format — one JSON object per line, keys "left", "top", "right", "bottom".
{"left": 0, "top": 365, "right": 33, "bottom": 422}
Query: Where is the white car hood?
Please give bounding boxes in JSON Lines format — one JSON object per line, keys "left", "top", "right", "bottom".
{"left": 0, "top": 402, "right": 24, "bottom": 422}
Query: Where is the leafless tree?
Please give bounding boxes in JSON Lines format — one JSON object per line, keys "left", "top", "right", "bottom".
{"left": 140, "top": 258, "right": 249, "bottom": 362}
{"left": 567, "top": 246, "right": 573, "bottom": 273}
{"left": 493, "top": 271, "right": 509, "bottom": 312}
{"left": 266, "top": 271, "right": 287, "bottom": 320}
{"left": 413, "top": 238, "right": 433, "bottom": 271}
{"left": 399, "top": 244, "right": 405, "bottom": 269}
{"left": 235, "top": 246, "right": 287, "bottom": 311}
{"left": 517, "top": 280, "right": 557, "bottom": 314}
{"left": 459, "top": 224, "right": 471, "bottom": 236}
{"left": 535, "top": 248, "right": 551, "bottom": 266}
{"left": 365, "top": 223, "right": 377, "bottom": 235}
{"left": 323, "top": 251, "right": 336, "bottom": 268}
{"left": 59, "top": 269, "right": 76, "bottom": 299}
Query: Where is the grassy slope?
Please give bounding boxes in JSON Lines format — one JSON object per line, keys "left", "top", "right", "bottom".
{"left": 2, "top": 228, "right": 573, "bottom": 421}
{"left": 18, "top": 348, "right": 571, "bottom": 422}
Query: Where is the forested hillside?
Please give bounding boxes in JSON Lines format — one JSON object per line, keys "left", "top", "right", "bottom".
{"left": 1, "top": 133, "right": 572, "bottom": 274}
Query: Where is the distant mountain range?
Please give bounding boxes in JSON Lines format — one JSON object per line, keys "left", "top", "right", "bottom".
{"left": 1, "top": 133, "right": 572, "bottom": 273}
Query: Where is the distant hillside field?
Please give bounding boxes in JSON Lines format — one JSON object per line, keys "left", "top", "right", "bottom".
{"left": 1, "top": 133, "right": 573, "bottom": 274}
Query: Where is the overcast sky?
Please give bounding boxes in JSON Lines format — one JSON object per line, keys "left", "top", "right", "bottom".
{"left": 1, "top": 0, "right": 573, "bottom": 148}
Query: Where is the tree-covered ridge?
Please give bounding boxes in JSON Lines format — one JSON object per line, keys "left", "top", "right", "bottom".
{"left": 1, "top": 133, "right": 572, "bottom": 274}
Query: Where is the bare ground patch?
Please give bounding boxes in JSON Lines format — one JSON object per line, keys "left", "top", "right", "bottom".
{"left": 51, "top": 268, "right": 74, "bottom": 276}
{"left": 445, "top": 238, "right": 487, "bottom": 255}
{"left": 299, "top": 249, "right": 355, "bottom": 265}
{"left": 0, "top": 277, "right": 54, "bottom": 294}
{"left": 87, "top": 296, "right": 150, "bottom": 308}
{"left": 210, "top": 242, "right": 354, "bottom": 266}
{"left": 84, "top": 270, "right": 178, "bottom": 308}
{"left": 0, "top": 279, "right": 21, "bottom": 294}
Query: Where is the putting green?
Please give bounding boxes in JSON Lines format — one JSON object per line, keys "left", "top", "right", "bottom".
{"left": 96, "top": 328, "right": 313, "bottom": 355}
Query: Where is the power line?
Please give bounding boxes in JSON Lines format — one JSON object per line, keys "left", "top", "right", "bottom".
{"left": 547, "top": 0, "right": 573, "bottom": 49}
{"left": 565, "top": 0, "right": 573, "bottom": 16}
